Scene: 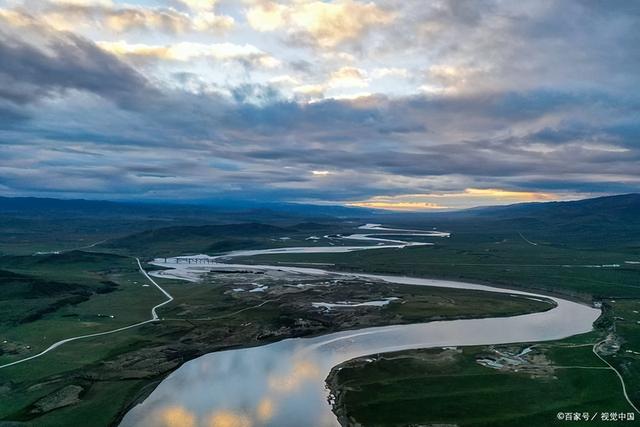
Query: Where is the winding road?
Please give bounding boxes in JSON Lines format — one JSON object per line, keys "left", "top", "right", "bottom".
{"left": 0, "top": 258, "right": 172, "bottom": 370}
{"left": 592, "top": 339, "right": 640, "bottom": 414}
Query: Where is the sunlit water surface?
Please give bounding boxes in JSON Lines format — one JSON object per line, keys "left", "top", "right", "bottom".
{"left": 120, "top": 226, "right": 599, "bottom": 427}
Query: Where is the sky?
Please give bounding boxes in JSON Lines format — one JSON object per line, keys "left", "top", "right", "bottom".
{"left": 0, "top": 0, "right": 638, "bottom": 210}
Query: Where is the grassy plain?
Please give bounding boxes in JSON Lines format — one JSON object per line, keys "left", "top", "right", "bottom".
{"left": 0, "top": 248, "right": 551, "bottom": 426}
{"left": 244, "top": 229, "right": 640, "bottom": 300}
{"left": 1, "top": 200, "right": 638, "bottom": 426}
{"left": 602, "top": 299, "right": 640, "bottom": 407}
{"left": 328, "top": 342, "right": 635, "bottom": 427}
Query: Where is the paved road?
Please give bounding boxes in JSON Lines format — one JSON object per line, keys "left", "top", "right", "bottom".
{"left": 0, "top": 258, "right": 172, "bottom": 370}
{"left": 32, "top": 239, "right": 107, "bottom": 256}
{"left": 592, "top": 340, "right": 640, "bottom": 414}
{"left": 518, "top": 231, "right": 538, "bottom": 246}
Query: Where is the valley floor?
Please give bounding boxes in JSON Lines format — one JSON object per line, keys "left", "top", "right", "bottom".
{"left": 1, "top": 220, "right": 639, "bottom": 426}
{"left": 326, "top": 298, "right": 640, "bottom": 426}
{"left": 0, "top": 251, "right": 550, "bottom": 427}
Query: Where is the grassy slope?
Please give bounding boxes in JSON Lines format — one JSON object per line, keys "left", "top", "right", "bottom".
{"left": 329, "top": 343, "right": 632, "bottom": 427}
{"left": 604, "top": 299, "right": 640, "bottom": 407}
{"left": 0, "top": 252, "right": 165, "bottom": 362}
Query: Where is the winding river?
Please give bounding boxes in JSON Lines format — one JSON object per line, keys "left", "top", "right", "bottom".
{"left": 120, "top": 225, "right": 600, "bottom": 427}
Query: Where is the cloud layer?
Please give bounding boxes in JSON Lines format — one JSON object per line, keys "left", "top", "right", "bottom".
{"left": 0, "top": 0, "right": 638, "bottom": 209}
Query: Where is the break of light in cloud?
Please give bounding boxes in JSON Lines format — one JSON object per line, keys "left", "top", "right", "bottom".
{"left": 348, "top": 188, "right": 580, "bottom": 211}
{"left": 0, "top": 0, "right": 638, "bottom": 209}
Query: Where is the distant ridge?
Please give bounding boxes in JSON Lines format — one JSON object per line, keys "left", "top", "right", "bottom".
{"left": 464, "top": 193, "right": 640, "bottom": 218}
{"left": 392, "top": 193, "right": 640, "bottom": 249}
{"left": 0, "top": 196, "right": 376, "bottom": 219}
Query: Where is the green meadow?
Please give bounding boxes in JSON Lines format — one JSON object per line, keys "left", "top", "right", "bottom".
{"left": 328, "top": 342, "right": 634, "bottom": 427}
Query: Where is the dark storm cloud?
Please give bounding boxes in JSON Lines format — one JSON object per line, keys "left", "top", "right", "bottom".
{"left": 0, "top": 12, "right": 156, "bottom": 112}
{"left": 0, "top": 1, "right": 639, "bottom": 204}
{"left": 5, "top": 85, "right": 635, "bottom": 201}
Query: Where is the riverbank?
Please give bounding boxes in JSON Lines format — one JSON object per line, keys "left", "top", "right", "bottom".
{"left": 0, "top": 224, "right": 616, "bottom": 426}
{"left": 119, "top": 262, "right": 597, "bottom": 426}
{"left": 0, "top": 262, "right": 553, "bottom": 426}
{"left": 326, "top": 341, "right": 634, "bottom": 426}
{"left": 326, "top": 299, "right": 640, "bottom": 426}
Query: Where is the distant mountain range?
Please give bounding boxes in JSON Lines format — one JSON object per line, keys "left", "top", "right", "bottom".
{"left": 389, "top": 193, "right": 640, "bottom": 250}
{"left": 464, "top": 193, "right": 640, "bottom": 219}
{"left": 1, "top": 193, "right": 638, "bottom": 222}
{"left": 0, "top": 196, "right": 376, "bottom": 221}
{"left": 1, "top": 193, "right": 638, "bottom": 250}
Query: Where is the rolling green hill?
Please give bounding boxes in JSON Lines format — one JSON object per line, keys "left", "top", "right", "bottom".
{"left": 389, "top": 193, "right": 640, "bottom": 250}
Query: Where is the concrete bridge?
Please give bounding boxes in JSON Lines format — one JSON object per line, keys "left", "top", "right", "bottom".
{"left": 170, "top": 257, "right": 217, "bottom": 264}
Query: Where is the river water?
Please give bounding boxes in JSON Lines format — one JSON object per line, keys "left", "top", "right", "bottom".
{"left": 120, "top": 225, "right": 600, "bottom": 427}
